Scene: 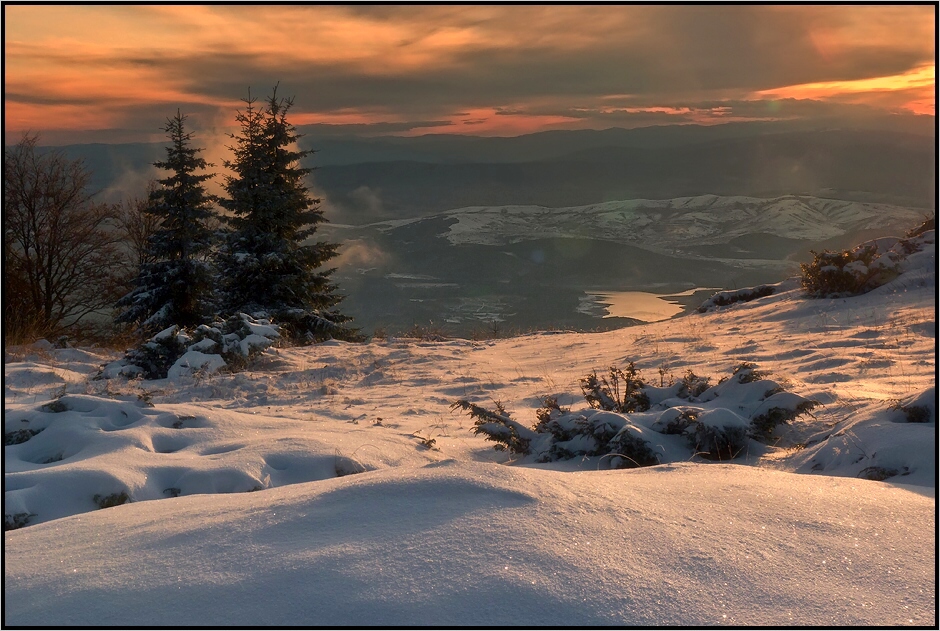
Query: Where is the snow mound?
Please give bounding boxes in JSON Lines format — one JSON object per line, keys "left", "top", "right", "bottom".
{"left": 3, "top": 395, "right": 421, "bottom": 528}
{"left": 4, "top": 461, "right": 933, "bottom": 626}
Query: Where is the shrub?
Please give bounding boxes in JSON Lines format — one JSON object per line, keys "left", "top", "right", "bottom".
{"left": 401, "top": 322, "right": 448, "bottom": 342}
{"left": 892, "top": 403, "right": 931, "bottom": 424}
{"left": 650, "top": 408, "right": 699, "bottom": 434}
{"left": 798, "top": 230, "right": 922, "bottom": 299}
{"left": 688, "top": 423, "right": 749, "bottom": 461}
{"left": 579, "top": 364, "right": 650, "bottom": 413}
{"left": 731, "top": 362, "right": 765, "bottom": 384}
{"left": 906, "top": 217, "right": 935, "bottom": 238}
{"left": 857, "top": 466, "right": 904, "bottom": 481}
{"left": 4, "top": 513, "right": 34, "bottom": 531}
{"left": 94, "top": 491, "right": 131, "bottom": 509}
{"left": 605, "top": 427, "right": 661, "bottom": 468}
{"left": 451, "top": 399, "right": 535, "bottom": 455}
{"left": 534, "top": 396, "right": 571, "bottom": 428}
{"left": 751, "top": 400, "right": 818, "bottom": 439}
{"left": 455, "top": 361, "right": 817, "bottom": 467}
{"left": 41, "top": 399, "right": 69, "bottom": 413}
{"left": 122, "top": 325, "right": 189, "bottom": 379}
{"left": 4, "top": 428, "right": 42, "bottom": 445}
{"left": 678, "top": 370, "right": 711, "bottom": 399}
{"left": 697, "top": 285, "right": 774, "bottom": 313}
{"left": 111, "top": 313, "right": 281, "bottom": 380}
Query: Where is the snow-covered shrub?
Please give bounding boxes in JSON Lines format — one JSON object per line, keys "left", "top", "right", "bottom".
{"left": 604, "top": 424, "right": 661, "bottom": 468}
{"left": 888, "top": 389, "right": 934, "bottom": 424}
{"left": 450, "top": 400, "right": 535, "bottom": 455}
{"left": 685, "top": 408, "right": 750, "bottom": 460}
{"left": 456, "top": 362, "right": 818, "bottom": 466}
{"left": 800, "top": 245, "right": 883, "bottom": 297}
{"left": 698, "top": 285, "right": 775, "bottom": 313}
{"left": 274, "top": 308, "right": 365, "bottom": 345}
{"left": 4, "top": 513, "right": 34, "bottom": 531}
{"left": 896, "top": 405, "right": 930, "bottom": 424}
{"left": 728, "top": 362, "right": 765, "bottom": 384}
{"left": 750, "top": 394, "right": 819, "bottom": 439}
{"left": 649, "top": 407, "right": 699, "bottom": 434}
{"left": 678, "top": 370, "right": 711, "bottom": 399}
{"left": 800, "top": 224, "right": 934, "bottom": 299}
{"left": 120, "top": 325, "right": 189, "bottom": 380}
{"left": 4, "top": 428, "right": 42, "bottom": 446}
{"left": 579, "top": 364, "right": 650, "bottom": 413}
{"left": 94, "top": 491, "right": 131, "bottom": 509}
{"left": 534, "top": 396, "right": 570, "bottom": 426}
{"left": 906, "top": 217, "right": 935, "bottom": 239}
{"left": 106, "top": 313, "right": 281, "bottom": 380}
{"left": 857, "top": 466, "right": 905, "bottom": 482}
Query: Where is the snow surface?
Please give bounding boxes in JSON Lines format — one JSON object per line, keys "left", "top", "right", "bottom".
{"left": 3, "top": 231, "right": 935, "bottom": 626}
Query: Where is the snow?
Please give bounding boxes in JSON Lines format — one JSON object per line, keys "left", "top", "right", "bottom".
{"left": 3, "top": 230, "right": 935, "bottom": 626}
{"left": 167, "top": 350, "right": 228, "bottom": 379}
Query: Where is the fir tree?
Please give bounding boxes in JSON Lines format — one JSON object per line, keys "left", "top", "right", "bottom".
{"left": 116, "top": 111, "right": 217, "bottom": 332}
{"left": 217, "top": 86, "right": 359, "bottom": 343}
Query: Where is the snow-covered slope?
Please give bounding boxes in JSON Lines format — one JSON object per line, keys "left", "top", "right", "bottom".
{"left": 4, "top": 230, "right": 935, "bottom": 626}
{"left": 5, "top": 461, "right": 933, "bottom": 626}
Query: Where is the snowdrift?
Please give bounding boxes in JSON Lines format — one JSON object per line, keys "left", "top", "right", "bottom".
{"left": 4, "top": 461, "right": 934, "bottom": 626}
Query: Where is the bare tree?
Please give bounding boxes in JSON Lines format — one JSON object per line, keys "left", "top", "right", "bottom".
{"left": 116, "top": 181, "right": 164, "bottom": 270}
{"left": 4, "top": 133, "right": 124, "bottom": 342}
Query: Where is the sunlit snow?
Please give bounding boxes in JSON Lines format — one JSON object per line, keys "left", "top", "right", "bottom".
{"left": 3, "top": 230, "right": 935, "bottom": 626}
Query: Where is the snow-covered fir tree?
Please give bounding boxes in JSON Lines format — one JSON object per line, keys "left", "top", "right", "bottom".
{"left": 116, "top": 111, "right": 217, "bottom": 332}
{"left": 217, "top": 87, "right": 359, "bottom": 343}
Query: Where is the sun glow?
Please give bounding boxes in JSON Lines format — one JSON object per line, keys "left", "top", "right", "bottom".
{"left": 754, "top": 63, "right": 936, "bottom": 115}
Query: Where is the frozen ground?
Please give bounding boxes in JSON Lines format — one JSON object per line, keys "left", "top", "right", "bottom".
{"left": 3, "top": 231, "right": 935, "bottom": 626}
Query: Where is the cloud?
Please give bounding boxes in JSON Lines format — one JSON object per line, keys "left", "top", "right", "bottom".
{"left": 347, "top": 186, "right": 384, "bottom": 216}
{"left": 330, "top": 239, "right": 391, "bottom": 270}
{"left": 97, "top": 162, "right": 161, "bottom": 204}
{"left": 295, "top": 121, "right": 451, "bottom": 137}
{"left": 4, "top": 5, "right": 935, "bottom": 142}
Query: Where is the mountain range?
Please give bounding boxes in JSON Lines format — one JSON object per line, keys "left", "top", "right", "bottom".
{"left": 26, "top": 121, "right": 935, "bottom": 335}
{"left": 322, "top": 194, "right": 927, "bottom": 335}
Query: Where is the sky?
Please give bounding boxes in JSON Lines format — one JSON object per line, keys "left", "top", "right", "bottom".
{"left": 3, "top": 4, "right": 936, "bottom": 144}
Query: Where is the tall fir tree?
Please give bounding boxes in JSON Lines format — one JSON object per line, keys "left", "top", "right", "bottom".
{"left": 217, "top": 86, "right": 359, "bottom": 343}
{"left": 116, "top": 111, "right": 218, "bottom": 332}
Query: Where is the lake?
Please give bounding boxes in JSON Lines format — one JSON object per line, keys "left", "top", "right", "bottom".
{"left": 581, "top": 288, "right": 718, "bottom": 323}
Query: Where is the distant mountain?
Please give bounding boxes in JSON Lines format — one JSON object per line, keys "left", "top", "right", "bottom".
{"left": 28, "top": 122, "right": 935, "bottom": 212}
{"left": 300, "top": 115, "right": 935, "bottom": 164}
{"left": 313, "top": 129, "right": 935, "bottom": 223}
{"left": 401, "top": 194, "right": 928, "bottom": 252}
{"left": 321, "top": 194, "right": 929, "bottom": 335}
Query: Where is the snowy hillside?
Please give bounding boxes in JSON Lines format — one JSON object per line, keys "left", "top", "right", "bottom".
{"left": 375, "top": 194, "right": 927, "bottom": 252}
{"left": 323, "top": 194, "right": 929, "bottom": 334}
{"left": 4, "top": 230, "right": 935, "bottom": 626}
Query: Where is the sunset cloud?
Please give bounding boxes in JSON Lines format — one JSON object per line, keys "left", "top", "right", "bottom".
{"left": 3, "top": 5, "right": 934, "bottom": 144}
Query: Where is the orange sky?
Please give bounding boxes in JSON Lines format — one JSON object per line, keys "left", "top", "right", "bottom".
{"left": 3, "top": 5, "right": 935, "bottom": 143}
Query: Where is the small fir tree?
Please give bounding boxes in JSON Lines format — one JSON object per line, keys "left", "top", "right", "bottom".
{"left": 116, "top": 111, "right": 218, "bottom": 332}
{"left": 217, "top": 86, "right": 359, "bottom": 342}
